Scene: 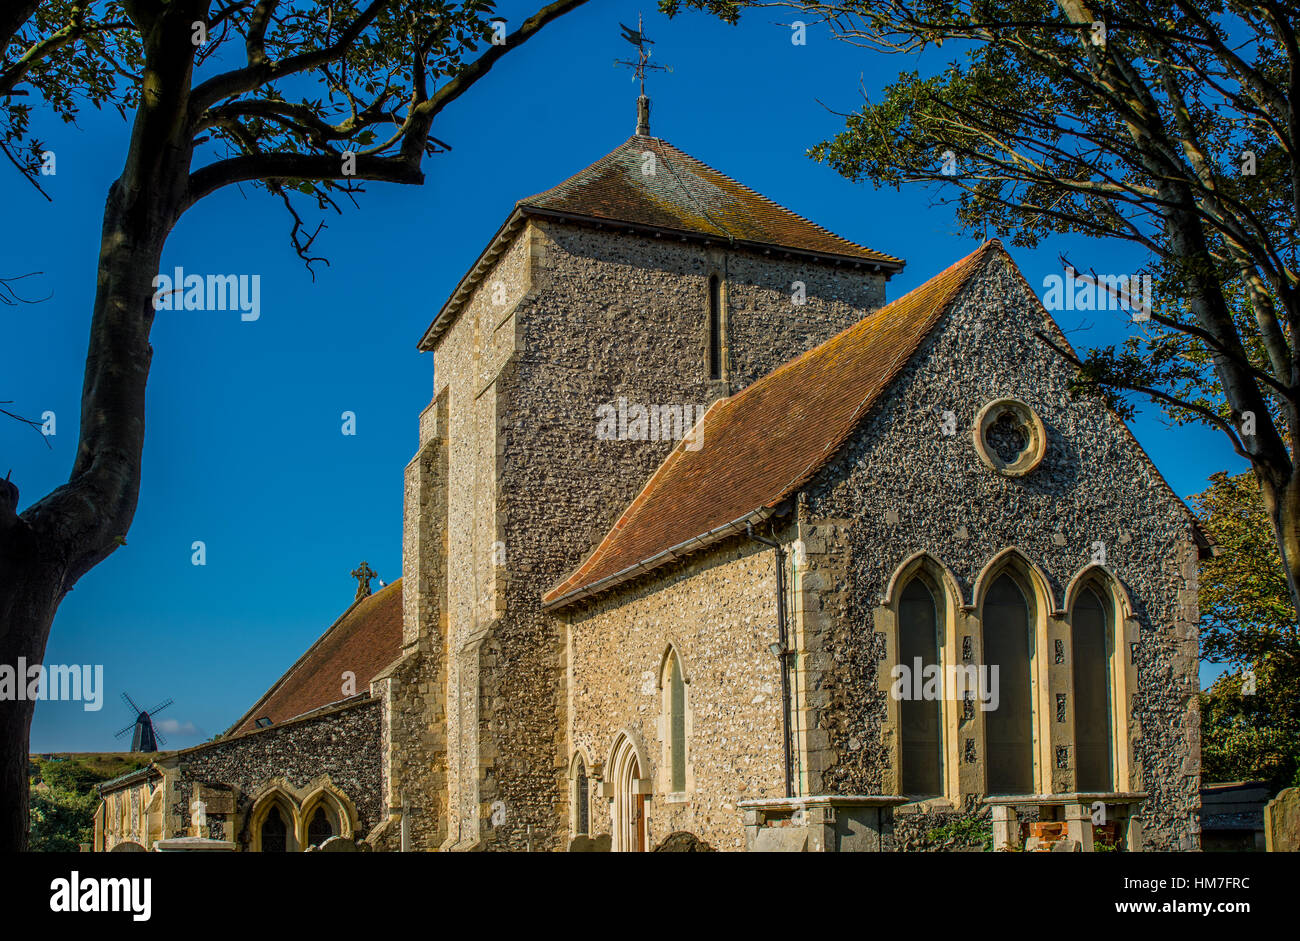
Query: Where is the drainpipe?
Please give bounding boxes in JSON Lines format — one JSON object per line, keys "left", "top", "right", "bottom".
{"left": 747, "top": 522, "right": 793, "bottom": 798}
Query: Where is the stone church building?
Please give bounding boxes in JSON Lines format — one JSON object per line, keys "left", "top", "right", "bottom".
{"left": 96, "top": 113, "right": 1208, "bottom": 852}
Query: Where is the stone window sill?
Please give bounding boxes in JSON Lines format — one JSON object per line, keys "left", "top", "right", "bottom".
{"left": 660, "top": 792, "right": 690, "bottom": 804}
{"left": 895, "top": 797, "right": 958, "bottom": 815}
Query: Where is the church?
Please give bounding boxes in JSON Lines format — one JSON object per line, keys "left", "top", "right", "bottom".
{"left": 95, "top": 98, "right": 1208, "bottom": 853}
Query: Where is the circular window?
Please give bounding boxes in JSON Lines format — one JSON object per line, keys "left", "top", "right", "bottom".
{"left": 973, "top": 398, "right": 1046, "bottom": 476}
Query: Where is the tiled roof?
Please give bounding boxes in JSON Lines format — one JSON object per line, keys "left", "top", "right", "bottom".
{"left": 544, "top": 242, "right": 1001, "bottom": 608}
{"left": 228, "top": 580, "right": 403, "bottom": 735}
{"left": 519, "top": 135, "right": 903, "bottom": 268}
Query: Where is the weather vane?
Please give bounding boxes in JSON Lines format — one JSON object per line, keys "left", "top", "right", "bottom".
{"left": 614, "top": 14, "right": 672, "bottom": 136}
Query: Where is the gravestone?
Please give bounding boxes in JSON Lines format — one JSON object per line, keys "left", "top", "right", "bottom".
{"left": 311, "top": 836, "right": 372, "bottom": 852}
{"left": 568, "top": 834, "right": 611, "bottom": 852}
{"left": 652, "top": 831, "right": 715, "bottom": 852}
{"left": 153, "top": 836, "right": 237, "bottom": 852}
{"left": 1265, "top": 787, "right": 1300, "bottom": 852}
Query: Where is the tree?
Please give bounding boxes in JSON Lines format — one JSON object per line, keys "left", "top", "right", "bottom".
{"left": 0, "top": 0, "right": 587, "bottom": 851}
{"left": 1193, "top": 471, "right": 1298, "bottom": 787}
{"left": 666, "top": 0, "right": 1300, "bottom": 622}
{"left": 28, "top": 755, "right": 141, "bottom": 851}
{"left": 29, "top": 781, "right": 102, "bottom": 852}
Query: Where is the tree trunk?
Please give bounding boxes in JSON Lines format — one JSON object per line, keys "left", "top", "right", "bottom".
{"left": 0, "top": 202, "right": 172, "bottom": 849}
{"left": 0, "top": 9, "right": 195, "bottom": 848}
{"left": 0, "top": 481, "right": 62, "bottom": 852}
{"left": 1257, "top": 467, "right": 1300, "bottom": 623}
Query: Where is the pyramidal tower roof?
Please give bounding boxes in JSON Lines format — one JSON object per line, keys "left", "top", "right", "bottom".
{"left": 420, "top": 134, "right": 904, "bottom": 349}
{"left": 518, "top": 135, "right": 903, "bottom": 268}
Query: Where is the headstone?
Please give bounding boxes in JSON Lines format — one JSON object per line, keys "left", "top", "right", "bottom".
{"left": 153, "top": 836, "right": 238, "bottom": 852}
{"left": 753, "top": 828, "right": 808, "bottom": 852}
{"left": 1265, "top": 787, "right": 1300, "bottom": 852}
{"left": 312, "top": 836, "right": 370, "bottom": 852}
{"left": 742, "top": 795, "right": 904, "bottom": 851}
{"left": 568, "top": 834, "right": 611, "bottom": 852}
{"left": 652, "top": 831, "right": 715, "bottom": 852}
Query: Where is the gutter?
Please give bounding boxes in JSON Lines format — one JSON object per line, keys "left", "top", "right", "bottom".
{"left": 746, "top": 521, "right": 794, "bottom": 800}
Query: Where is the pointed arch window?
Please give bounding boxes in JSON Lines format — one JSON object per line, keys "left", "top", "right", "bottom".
{"left": 1072, "top": 586, "right": 1115, "bottom": 791}
{"left": 667, "top": 650, "right": 687, "bottom": 792}
{"left": 898, "top": 578, "right": 943, "bottom": 796}
{"left": 572, "top": 757, "right": 590, "bottom": 836}
{"left": 307, "top": 805, "right": 335, "bottom": 847}
{"left": 261, "top": 805, "right": 289, "bottom": 853}
{"left": 983, "top": 573, "right": 1035, "bottom": 794}
{"left": 707, "top": 274, "right": 723, "bottom": 380}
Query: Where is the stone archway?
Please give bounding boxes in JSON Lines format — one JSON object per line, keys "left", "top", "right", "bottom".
{"left": 609, "top": 734, "right": 646, "bottom": 852}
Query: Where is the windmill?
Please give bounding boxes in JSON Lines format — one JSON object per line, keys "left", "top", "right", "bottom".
{"left": 115, "top": 692, "right": 173, "bottom": 752}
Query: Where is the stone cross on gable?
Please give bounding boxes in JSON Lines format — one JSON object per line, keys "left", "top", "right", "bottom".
{"left": 351, "top": 560, "right": 377, "bottom": 601}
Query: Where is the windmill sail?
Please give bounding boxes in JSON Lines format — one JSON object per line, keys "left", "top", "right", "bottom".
{"left": 115, "top": 692, "right": 174, "bottom": 752}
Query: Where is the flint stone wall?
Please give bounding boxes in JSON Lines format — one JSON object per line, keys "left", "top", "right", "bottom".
{"left": 168, "top": 699, "right": 382, "bottom": 845}
{"left": 567, "top": 538, "right": 785, "bottom": 851}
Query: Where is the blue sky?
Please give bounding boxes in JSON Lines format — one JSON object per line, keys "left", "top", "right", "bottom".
{"left": 4, "top": 2, "right": 1242, "bottom": 752}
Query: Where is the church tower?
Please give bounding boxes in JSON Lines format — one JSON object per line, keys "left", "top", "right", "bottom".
{"left": 380, "top": 101, "right": 904, "bottom": 850}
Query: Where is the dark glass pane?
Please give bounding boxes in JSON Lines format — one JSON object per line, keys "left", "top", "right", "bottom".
{"left": 1073, "top": 588, "right": 1114, "bottom": 791}
{"left": 307, "top": 806, "right": 333, "bottom": 846}
{"left": 576, "top": 759, "right": 589, "bottom": 835}
{"left": 670, "top": 654, "right": 686, "bottom": 792}
{"left": 707, "top": 276, "right": 721, "bottom": 379}
{"left": 261, "top": 805, "right": 287, "bottom": 853}
{"left": 899, "top": 579, "right": 942, "bottom": 795}
{"left": 984, "top": 574, "right": 1034, "bottom": 794}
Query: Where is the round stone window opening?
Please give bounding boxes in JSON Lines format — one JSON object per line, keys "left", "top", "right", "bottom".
{"left": 973, "top": 398, "right": 1047, "bottom": 477}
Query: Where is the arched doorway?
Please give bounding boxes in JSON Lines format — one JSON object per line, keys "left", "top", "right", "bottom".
{"left": 610, "top": 735, "right": 646, "bottom": 852}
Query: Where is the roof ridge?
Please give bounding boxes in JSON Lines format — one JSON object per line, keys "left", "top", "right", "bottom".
{"left": 425, "top": 133, "right": 907, "bottom": 350}
{"left": 516, "top": 136, "right": 634, "bottom": 208}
